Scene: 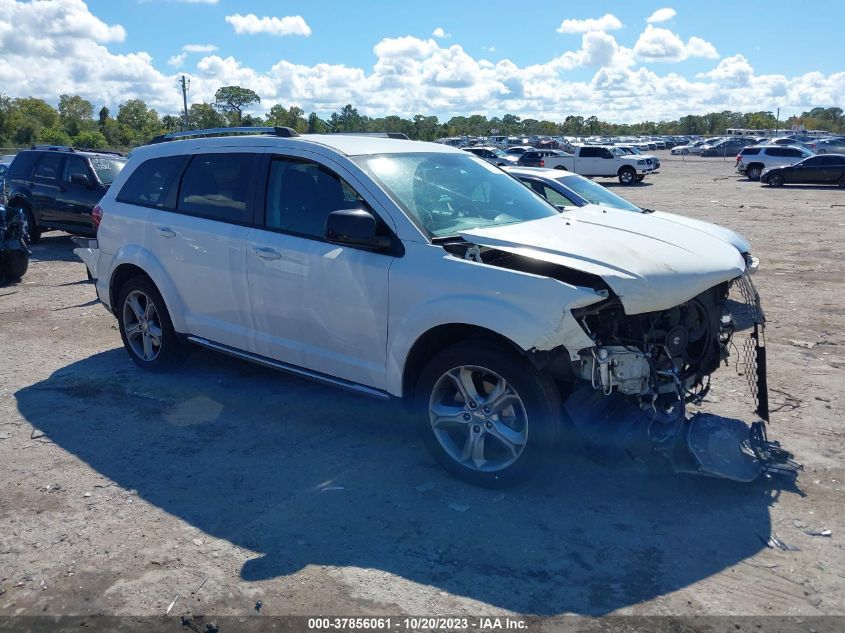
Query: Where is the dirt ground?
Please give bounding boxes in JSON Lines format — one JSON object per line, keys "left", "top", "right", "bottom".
{"left": 1, "top": 153, "right": 843, "bottom": 623}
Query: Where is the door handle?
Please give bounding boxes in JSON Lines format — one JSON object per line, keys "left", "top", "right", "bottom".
{"left": 253, "top": 247, "right": 281, "bottom": 260}
{"left": 156, "top": 226, "right": 176, "bottom": 238}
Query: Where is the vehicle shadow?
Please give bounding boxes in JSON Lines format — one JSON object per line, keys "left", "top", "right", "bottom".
{"left": 28, "top": 233, "right": 86, "bottom": 264}
{"left": 15, "top": 349, "right": 790, "bottom": 616}
{"left": 603, "top": 181, "right": 653, "bottom": 189}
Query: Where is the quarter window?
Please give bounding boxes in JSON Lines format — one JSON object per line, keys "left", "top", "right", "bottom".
{"left": 117, "top": 155, "right": 188, "bottom": 209}
{"left": 265, "top": 158, "right": 364, "bottom": 238}
{"left": 178, "top": 153, "right": 258, "bottom": 222}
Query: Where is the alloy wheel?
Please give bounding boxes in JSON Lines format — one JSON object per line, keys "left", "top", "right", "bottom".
{"left": 122, "top": 290, "right": 163, "bottom": 361}
{"left": 428, "top": 365, "right": 528, "bottom": 472}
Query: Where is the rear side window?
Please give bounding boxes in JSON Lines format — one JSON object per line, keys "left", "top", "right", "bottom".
{"left": 766, "top": 148, "right": 789, "bottom": 157}
{"left": 178, "top": 153, "right": 258, "bottom": 223}
{"left": 580, "top": 147, "right": 601, "bottom": 157}
{"left": 741, "top": 148, "right": 761, "bottom": 155}
{"left": 117, "top": 155, "right": 188, "bottom": 209}
{"left": 33, "top": 153, "right": 63, "bottom": 180}
{"left": 8, "top": 151, "right": 39, "bottom": 178}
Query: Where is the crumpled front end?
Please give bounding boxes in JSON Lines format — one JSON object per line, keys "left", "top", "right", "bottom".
{"left": 567, "top": 272, "right": 800, "bottom": 481}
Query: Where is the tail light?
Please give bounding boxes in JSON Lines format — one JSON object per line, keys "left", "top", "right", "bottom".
{"left": 92, "top": 204, "right": 103, "bottom": 232}
{"left": 539, "top": 159, "right": 545, "bottom": 167}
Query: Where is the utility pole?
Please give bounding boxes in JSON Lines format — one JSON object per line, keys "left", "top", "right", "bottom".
{"left": 180, "top": 75, "right": 190, "bottom": 131}
{"left": 775, "top": 107, "right": 780, "bottom": 136}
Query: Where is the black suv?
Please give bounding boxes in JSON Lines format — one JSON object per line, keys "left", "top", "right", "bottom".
{"left": 1, "top": 146, "right": 126, "bottom": 242}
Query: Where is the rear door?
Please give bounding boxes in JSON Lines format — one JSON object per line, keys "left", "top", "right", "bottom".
{"left": 30, "top": 153, "right": 65, "bottom": 225}
{"left": 142, "top": 150, "right": 259, "bottom": 350}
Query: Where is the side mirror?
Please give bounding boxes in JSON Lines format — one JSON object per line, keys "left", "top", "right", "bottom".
{"left": 70, "top": 173, "right": 92, "bottom": 187}
{"left": 325, "top": 209, "right": 392, "bottom": 251}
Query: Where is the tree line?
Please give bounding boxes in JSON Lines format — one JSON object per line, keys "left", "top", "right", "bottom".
{"left": 1, "top": 86, "right": 842, "bottom": 151}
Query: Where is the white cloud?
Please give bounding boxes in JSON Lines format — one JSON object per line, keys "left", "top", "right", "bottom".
{"left": 686, "top": 36, "right": 719, "bottom": 59}
{"left": 431, "top": 27, "right": 450, "bottom": 39}
{"left": 1, "top": 0, "right": 842, "bottom": 125}
{"left": 633, "top": 26, "right": 719, "bottom": 62}
{"left": 182, "top": 43, "right": 218, "bottom": 53}
{"left": 646, "top": 8, "right": 676, "bottom": 24}
{"left": 167, "top": 53, "right": 186, "bottom": 67}
{"left": 225, "top": 13, "right": 311, "bottom": 37}
{"left": 557, "top": 13, "right": 622, "bottom": 34}
{"left": 482, "top": 45, "right": 496, "bottom": 53}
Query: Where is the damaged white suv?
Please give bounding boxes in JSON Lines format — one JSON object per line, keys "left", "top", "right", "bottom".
{"left": 83, "top": 127, "right": 790, "bottom": 487}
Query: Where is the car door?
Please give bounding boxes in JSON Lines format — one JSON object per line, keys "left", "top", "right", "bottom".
{"left": 30, "top": 152, "right": 65, "bottom": 225}
{"left": 56, "top": 155, "right": 101, "bottom": 231}
{"left": 245, "top": 152, "right": 394, "bottom": 389}
{"left": 142, "top": 150, "right": 259, "bottom": 351}
{"left": 789, "top": 156, "right": 820, "bottom": 184}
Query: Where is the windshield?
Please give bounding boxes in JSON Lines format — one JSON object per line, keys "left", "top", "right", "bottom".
{"left": 555, "top": 174, "right": 642, "bottom": 213}
{"left": 89, "top": 156, "right": 127, "bottom": 185}
{"left": 356, "top": 152, "right": 558, "bottom": 238}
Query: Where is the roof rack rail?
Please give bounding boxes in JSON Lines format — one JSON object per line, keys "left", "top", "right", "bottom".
{"left": 331, "top": 132, "right": 410, "bottom": 140}
{"left": 30, "top": 145, "right": 75, "bottom": 152}
{"left": 149, "top": 126, "right": 300, "bottom": 144}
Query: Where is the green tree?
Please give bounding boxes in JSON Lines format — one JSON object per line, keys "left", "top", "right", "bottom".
{"left": 188, "top": 102, "right": 226, "bottom": 130}
{"left": 328, "top": 104, "right": 365, "bottom": 132}
{"left": 73, "top": 129, "right": 108, "bottom": 149}
{"left": 38, "top": 127, "right": 72, "bottom": 145}
{"left": 213, "top": 86, "right": 260, "bottom": 125}
{"left": 266, "top": 105, "right": 307, "bottom": 131}
{"left": 58, "top": 94, "right": 94, "bottom": 136}
{"left": 306, "top": 112, "right": 327, "bottom": 133}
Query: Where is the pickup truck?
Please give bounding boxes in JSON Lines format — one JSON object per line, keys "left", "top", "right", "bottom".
{"left": 542, "top": 145, "right": 653, "bottom": 184}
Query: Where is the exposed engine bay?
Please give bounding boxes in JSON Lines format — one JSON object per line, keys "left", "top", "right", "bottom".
{"left": 445, "top": 240, "right": 799, "bottom": 481}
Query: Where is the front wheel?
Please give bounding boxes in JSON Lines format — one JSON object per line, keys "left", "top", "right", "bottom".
{"left": 3, "top": 249, "right": 29, "bottom": 281}
{"left": 682, "top": 148, "right": 689, "bottom": 155}
{"left": 768, "top": 174, "right": 785, "bottom": 187}
{"left": 117, "top": 276, "right": 187, "bottom": 371}
{"left": 618, "top": 167, "right": 636, "bottom": 185}
{"left": 415, "top": 341, "right": 562, "bottom": 488}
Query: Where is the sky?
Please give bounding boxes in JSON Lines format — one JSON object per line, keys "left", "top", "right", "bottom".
{"left": 1, "top": 0, "right": 844, "bottom": 123}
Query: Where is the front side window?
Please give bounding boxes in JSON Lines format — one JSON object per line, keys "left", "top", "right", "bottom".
{"left": 178, "top": 153, "right": 258, "bottom": 223}
{"left": 356, "top": 152, "right": 557, "bottom": 238}
{"left": 265, "top": 157, "right": 364, "bottom": 238}
{"left": 117, "top": 155, "right": 189, "bottom": 209}
{"left": 537, "top": 183, "right": 577, "bottom": 209}
{"left": 33, "top": 153, "right": 63, "bottom": 180}
{"left": 63, "top": 156, "right": 89, "bottom": 183}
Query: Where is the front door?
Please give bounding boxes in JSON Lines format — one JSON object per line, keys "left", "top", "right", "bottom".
{"left": 55, "top": 155, "right": 102, "bottom": 231}
{"left": 245, "top": 153, "right": 393, "bottom": 389}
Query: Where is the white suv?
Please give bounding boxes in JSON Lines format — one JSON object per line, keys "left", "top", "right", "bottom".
{"left": 83, "top": 127, "right": 769, "bottom": 487}
{"left": 736, "top": 145, "right": 812, "bottom": 181}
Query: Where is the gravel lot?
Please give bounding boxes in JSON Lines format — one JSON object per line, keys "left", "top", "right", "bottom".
{"left": 1, "top": 153, "right": 843, "bottom": 621}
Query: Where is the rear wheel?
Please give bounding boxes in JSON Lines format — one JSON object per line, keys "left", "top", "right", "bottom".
{"left": 618, "top": 167, "right": 636, "bottom": 185}
{"left": 554, "top": 165, "right": 567, "bottom": 171}
{"left": 768, "top": 174, "right": 785, "bottom": 187}
{"left": 16, "top": 205, "right": 41, "bottom": 244}
{"left": 838, "top": 175, "right": 845, "bottom": 188}
{"left": 117, "top": 276, "right": 186, "bottom": 371}
{"left": 746, "top": 165, "right": 762, "bottom": 181}
{"left": 5, "top": 250, "right": 29, "bottom": 280}
{"left": 415, "top": 341, "right": 562, "bottom": 488}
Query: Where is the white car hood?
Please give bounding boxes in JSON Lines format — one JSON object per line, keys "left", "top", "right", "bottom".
{"left": 648, "top": 210, "right": 751, "bottom": 254}
{"left": 459, "top": 210, "right": 746, "bottom": 315}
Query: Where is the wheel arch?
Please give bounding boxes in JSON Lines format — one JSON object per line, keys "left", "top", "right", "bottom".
{"left": 401, "top": 324, "right": 527, "bottom": 401}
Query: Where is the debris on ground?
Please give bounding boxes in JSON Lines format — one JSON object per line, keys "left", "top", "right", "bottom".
{"left": 760, "top": 532, "right": 799, "bottom": 552}
{"left": 804, "top": 529, "right": 832, "bottom": 537}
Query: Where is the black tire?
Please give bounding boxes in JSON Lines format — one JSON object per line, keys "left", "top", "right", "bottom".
{"left": 618, "top": 167, "right": 636, "bottom": 185}
{"left": 554, "top": 165, "right": 567, "bottom": 171}
{"left": 415, "top": 340, "right": 562, "bottom": 488}
{"left": 818, "top": 149, "right": 827, "bottom": 154}
{"left": 116, "top": 275, "right": 187, "bottom": 372}
{"left": 16, "top": 205, "right": 41, "bottom": 244}
{"left": 682, "top": 148, "right": 689, "bottom": 155}
{"left": 768, "top": 174, "right": 785, "bottom": 187}
{"left": 839, "top": 175, "right": 845, "bottom": 188}
{"left": 746, "top": 165, "right": 762, "bottom": 181}
{"left": 4, "top": 249, "right": 29, "bottom": 281}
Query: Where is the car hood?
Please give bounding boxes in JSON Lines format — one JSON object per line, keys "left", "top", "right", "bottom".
{"left": 459, "top": 211, "right": 745, "bottom": 315}
{"left": 643, "top": 209, "right": 750, "bottom": 254}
